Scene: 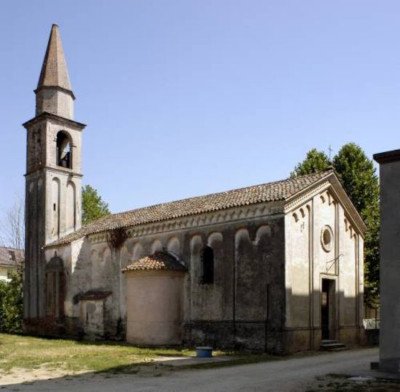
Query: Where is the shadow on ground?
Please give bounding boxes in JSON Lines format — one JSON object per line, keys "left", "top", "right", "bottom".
{"left": 0, "top": 352, "right": 279, "bottom": 391}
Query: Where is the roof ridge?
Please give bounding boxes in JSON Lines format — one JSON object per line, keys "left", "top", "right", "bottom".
{"left": 99, "top": 170, "right": 330, "bottom": 220}
{"left": 123, "top": 251, "right": 187, "bottom": 272}
{"left": 0, "top": 246, "right": 24, "bottom": 251}
{"left": 47, "top": 170, "right": 333, "bottom": 248}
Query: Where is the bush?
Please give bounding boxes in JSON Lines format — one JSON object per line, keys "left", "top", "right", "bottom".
{"left": 0, "top": 268, "right": 23, "bottom": 333}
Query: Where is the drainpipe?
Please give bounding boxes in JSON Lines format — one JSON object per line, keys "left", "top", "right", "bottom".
{"left": 232, "top": 245, "right": 236, "bottom": 348}
{"left": 265, "top": 283, "right": 270, "bottom": 353}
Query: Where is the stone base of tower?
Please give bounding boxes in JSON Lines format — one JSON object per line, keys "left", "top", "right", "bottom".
{"left": 23, "top": 317, "right": 83, "bottom": 339}
{"left": 23, "top": 316, "right": 126, "bottom": 341}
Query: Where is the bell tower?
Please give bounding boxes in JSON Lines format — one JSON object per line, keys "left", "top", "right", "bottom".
{"left": 23, "top": 25, "right": 85, "bottom": 321}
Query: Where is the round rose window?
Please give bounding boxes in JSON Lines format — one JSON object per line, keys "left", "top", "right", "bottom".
{"left": 321, "top": 226, "right": 333, "bottom": 252}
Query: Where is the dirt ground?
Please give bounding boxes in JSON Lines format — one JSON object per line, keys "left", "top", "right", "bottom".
{"left": 0, "top": 348, "right": 386, "bottom": 392}
{"left": 305, "top": 373, "right": 400, "bottom": 391}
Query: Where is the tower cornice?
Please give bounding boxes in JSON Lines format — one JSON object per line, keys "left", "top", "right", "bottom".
{"left": 34, "top": 85, "right": 76, "bottom": 100}
{"left": 23, "top": 112, "right": 86, "bottom": 130}
{"left": 25, "top": 166, "right": 84, "bottom": 178}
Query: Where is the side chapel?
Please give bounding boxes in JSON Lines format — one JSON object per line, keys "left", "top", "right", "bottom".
{"left": 24, "top": 25, "right": 366, "bottom": 353}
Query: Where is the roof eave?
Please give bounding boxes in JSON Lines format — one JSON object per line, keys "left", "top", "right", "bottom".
{"left": 328, "top": 175, "right": 367, "bottom": 236}
{"left": 373, "top": 149, "right": 400, "bottom": 164}
{"left": 45, "top": 198, "right": 286, "bottom": 248}
{"left": 23, "top": 112, "right": 86, "bottom": 129}
{"left": 34, "top": 85, "right": 76, "bottom": 100}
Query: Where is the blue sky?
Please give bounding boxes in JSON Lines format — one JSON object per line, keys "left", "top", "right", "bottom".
{"left": 1, "top": 0, "right": 399, "bottom": 214}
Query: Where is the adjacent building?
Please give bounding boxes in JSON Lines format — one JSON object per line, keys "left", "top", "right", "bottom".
{"left": 0, "top": 247, "right": 23, "bottom": 282}
{"left": 374, "top": 149, "right": 400, "bottom": 372}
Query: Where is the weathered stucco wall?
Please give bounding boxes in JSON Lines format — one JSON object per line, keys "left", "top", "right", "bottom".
{"left": 24, "top": 116, "right": 83, "bottom": 324}
{"left": 36, "top": 88, "right": 74, "bottom": 119}
{"left": 125, "top": 270, "right": 185, "bottom": 345}
{"left": 184, "top": 216, "right": 285, "bottom": 352}
{"left": 285, "top": 187, "right": 364, "bottom": 351}
{"left": 43, "top": 202, "right": 286, "bottom": 351}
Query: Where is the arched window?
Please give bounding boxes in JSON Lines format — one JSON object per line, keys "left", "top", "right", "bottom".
{"left": 201, "top": 246, "right": 214, "bottom": 284}
{"left": 56, "top": 131, "right": 72, "bottom": 168}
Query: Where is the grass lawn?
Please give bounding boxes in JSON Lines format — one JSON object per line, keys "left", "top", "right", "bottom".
{"left": 0, "top": 333, "right": 196, "bottom": 373}
{"left": 0, "top": 333, "right": 278, "bottom": 376}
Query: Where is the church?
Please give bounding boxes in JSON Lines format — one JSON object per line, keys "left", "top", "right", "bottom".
{"left": 23, "top": 25, "right": 366, "bottom": 353}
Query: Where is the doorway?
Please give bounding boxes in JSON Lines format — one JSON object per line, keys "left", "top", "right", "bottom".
{"left": 321, "top": 279, "right": 335, "bottom": 340}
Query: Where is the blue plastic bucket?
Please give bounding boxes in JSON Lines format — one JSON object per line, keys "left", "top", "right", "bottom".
{"left": 196, "top": 346, "right": 213, "bottom": 358}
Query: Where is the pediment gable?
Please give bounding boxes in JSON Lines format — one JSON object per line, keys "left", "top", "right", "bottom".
{"left": 284, "top": 172, "right": 366, "bottom": 237}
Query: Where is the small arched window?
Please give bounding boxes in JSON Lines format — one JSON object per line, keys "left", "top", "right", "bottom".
{"left": 201, "top": 246, "right": 214, "bottom": 284}
{"left": 56, "top": 131, "right": 72, "bottom": 168}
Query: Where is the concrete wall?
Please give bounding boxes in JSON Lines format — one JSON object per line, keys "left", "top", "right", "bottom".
{"left": 374, "top": 155, "right": 400, "bottom": 372}
{"left": 125, "top": 270, "right": 185, "bottom": 345}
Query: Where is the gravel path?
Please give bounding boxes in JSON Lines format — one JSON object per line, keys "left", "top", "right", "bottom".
{"left": 1, "top": 348, "right": 378, "bottom": 392}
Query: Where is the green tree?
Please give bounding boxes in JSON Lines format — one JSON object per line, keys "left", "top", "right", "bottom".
{"left": 0, "top": 267, "right": 23, "bottom": 333}
{"left": 292, "top": 143, "right": 380, "bottom": 307}
{"left": 333, "top": 144, "right": 379, "bottom": 214}
{"left": 82, "top": 185, "right": 110, "bottom": 225}
{"left": 0, "top": 281, "right": 6, "bottom": 331}
{"left": 291, "top": 149, "right": 331, "bottom": 177}
{"left": 333, "top": 144, "right": 380, "bottom": 307}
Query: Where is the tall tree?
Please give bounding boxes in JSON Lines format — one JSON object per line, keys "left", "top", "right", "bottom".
{"left": 333, "top": 144, "right": 380, "bottom": 307}
{"left": 292, "top": 143, "right": 380, "bottom": 307}
{"left": 82, "top": 185, "right": 110, "bottom": 225}
{"left": 291, "top": 149, "right": 331, "bottom": 177}
{"left": 333, "top": 144, "right": 379, "bottom": 214}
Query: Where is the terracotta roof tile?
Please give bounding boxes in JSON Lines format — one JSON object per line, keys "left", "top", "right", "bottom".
{"left": 73, "top": 290, "right": 112, "bottom": 303}
{"left": 123, "top": 252, "right": 186, "bottom": 272}
{"left": 47, "top": 171, "right": 333, "bottom": 247}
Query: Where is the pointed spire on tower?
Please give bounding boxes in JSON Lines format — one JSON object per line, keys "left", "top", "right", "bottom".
{"left": 35, "top": 24, "right": 75, "bottom": 119}
{"left": 37, "top": 24, "right": 73, "bottom": 94}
